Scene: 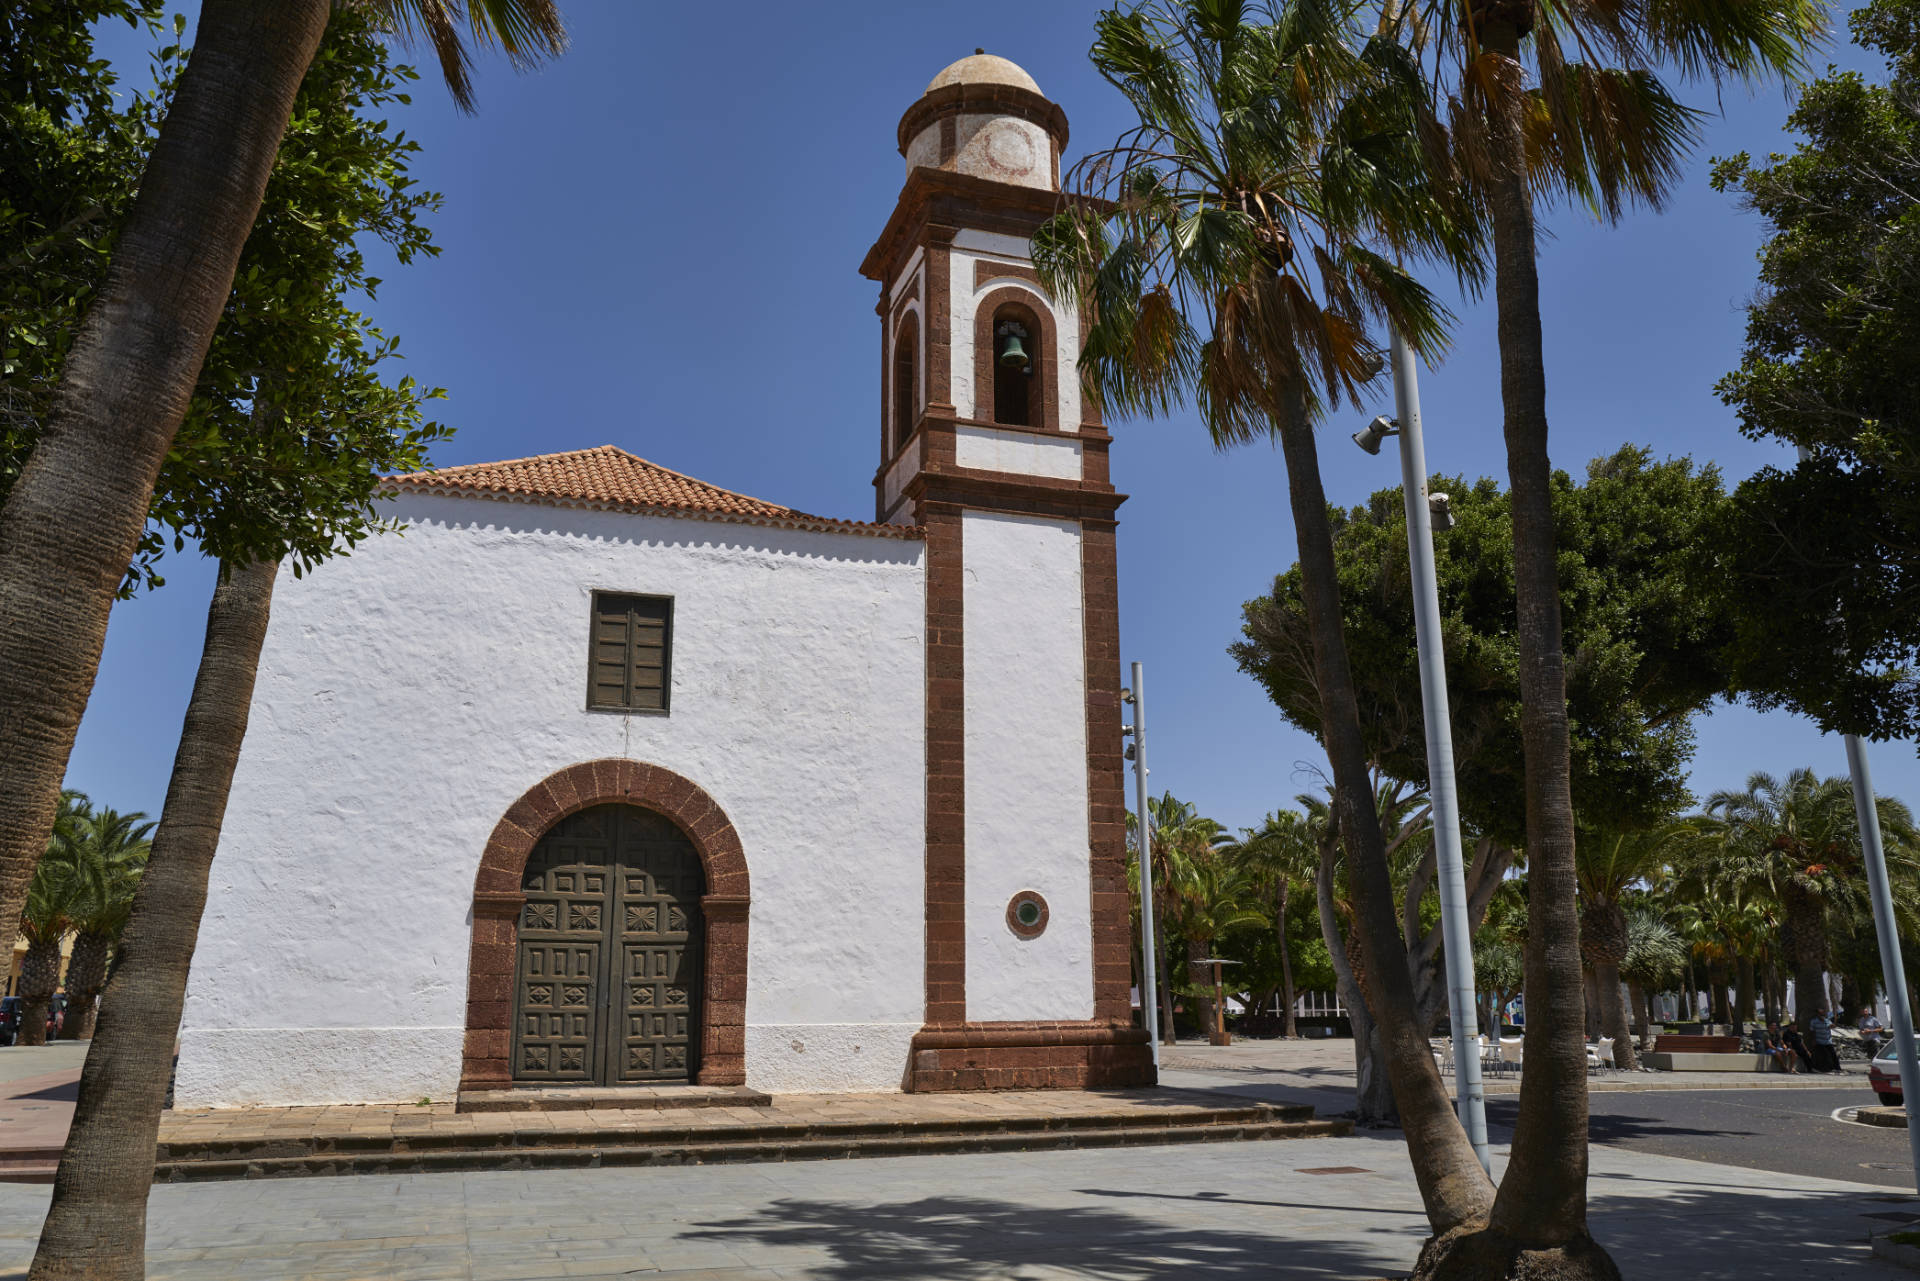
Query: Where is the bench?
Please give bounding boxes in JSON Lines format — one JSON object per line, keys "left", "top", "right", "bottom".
{"left": 1652, "top": 1034, "right": 1744, "bottom": 1055}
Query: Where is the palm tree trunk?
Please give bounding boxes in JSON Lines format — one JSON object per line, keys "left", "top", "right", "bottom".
{"left": 1735, "top": 956, "right": 1757, "bottom": 1029}
{"left": 1709, "top": 960, "right": 1732, "bottom": 1024}
{"left": 0, "top": 0, "right": 327, "bottom": 952}
{"left": 1423, "top": 25, "right": 1615, "bottom": 1281}
{"left": 59, "top": 933, "right": 111, "bottom": 1041}
{"left": 1153, "top": 898, "right": 1176, "bottom": 1045}
{"left": 15, "top": 936, "right": 62, "bottom": 1048}
{"left": 1272, "top": 388, "right": 1493, "bottom": 1231}
{"left": 29, "top": 558, "right": 277, "bottom": 1281}
{"left": 1598, "top": 965, "right": 1635, "bottom": 1070}
{"left": 1630, "top": 983, "right": 1651, "bottom": 1051}
{"left": 1186, "top": 937, "right": 1220, "bottom": 1046}
{"left": 1278, "top": 881, "right": 1298, "bottom": 1038}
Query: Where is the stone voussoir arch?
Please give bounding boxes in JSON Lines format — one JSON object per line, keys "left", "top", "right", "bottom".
{"left": 461, "top": 758, "right": 749, "bottom": 1092}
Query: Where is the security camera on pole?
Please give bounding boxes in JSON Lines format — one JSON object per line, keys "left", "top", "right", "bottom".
{"left": 1352, "top": 329, "right": 1490, "bottom": 1173}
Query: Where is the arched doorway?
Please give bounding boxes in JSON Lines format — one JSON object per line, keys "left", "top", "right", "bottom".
{"left": 512, "top": 804, "right": 705, "bottom": 1084}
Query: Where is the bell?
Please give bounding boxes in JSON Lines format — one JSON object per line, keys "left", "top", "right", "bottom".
{"left": 998, "top": 333, "right": 1030, "bottom": 368}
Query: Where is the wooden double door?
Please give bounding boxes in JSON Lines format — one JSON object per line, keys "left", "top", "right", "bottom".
{"left": 512, "top": 804, "right": 704, "bottom": 1085}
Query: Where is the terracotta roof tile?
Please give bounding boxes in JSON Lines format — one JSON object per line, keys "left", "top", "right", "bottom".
{"left": 382, "top": 446, "right": 919, "bottom": 540}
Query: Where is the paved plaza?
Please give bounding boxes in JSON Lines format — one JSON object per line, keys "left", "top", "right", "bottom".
{"left": 0, "top": 1040, "right": 1907, "bottom": 1278}
{"left": 0, "top": 1125, "right": 1905, "bottom": 1279}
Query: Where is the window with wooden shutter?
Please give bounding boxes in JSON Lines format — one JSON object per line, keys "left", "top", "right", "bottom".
{"left": 587, "top": 593, "right": 673, "bottom": 712}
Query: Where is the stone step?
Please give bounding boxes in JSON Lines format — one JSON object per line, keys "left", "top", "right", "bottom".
{"left": 456, "top": 1084, "right": 772, "bottom": 1113}
{"left": 154, "top": 1099, "right": 1318, "bottom": 1168}
{"left": 0, "top": 1148, "right": 63, "bottom": 1185}
{"left": 152, "top": 1113, "right": 1350, "bottom": 1182}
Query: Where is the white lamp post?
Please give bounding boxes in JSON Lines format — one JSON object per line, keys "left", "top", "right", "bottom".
{"left": 1353, "top": 327, "right": 1491, "bottom": 1173}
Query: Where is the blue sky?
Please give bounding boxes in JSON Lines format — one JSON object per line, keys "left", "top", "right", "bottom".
{"left": 69, "top": 1, "right": 1904, "bottom": 836}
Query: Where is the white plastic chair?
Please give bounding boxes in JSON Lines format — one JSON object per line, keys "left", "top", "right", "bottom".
{"left": 1499, "top": 1036, "right": 1524, "bottom": 1075}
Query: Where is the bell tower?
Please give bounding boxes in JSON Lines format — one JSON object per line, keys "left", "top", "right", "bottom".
{"left": 859, "top": 53, "right": 1152, "bottom": 1091}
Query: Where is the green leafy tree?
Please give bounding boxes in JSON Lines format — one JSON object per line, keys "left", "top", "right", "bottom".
{"left": 1573, "top": 824, "right": 1694, "bottom": 1069}
{"left": 0, "top": 0, "right": 565, "bottom": 1076}
{"left": 24, "top": 15, "right": 457, "bottom": 1278}
{"left": 1234, "top": 447, "right": 1729, "bottom": 848}
{"left": 1711, "top": 0, "right": 1920, "bottom": 742}
{"left": 1235, "top": 810, "right": 1320, "bottom": 1036}
{"left": 1035, "top": 0, "right": 1497, "bottom": 1233}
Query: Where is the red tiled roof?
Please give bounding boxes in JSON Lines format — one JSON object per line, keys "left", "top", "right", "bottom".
{"left": 381, "top": 446, "right": 919, "bottom": 540}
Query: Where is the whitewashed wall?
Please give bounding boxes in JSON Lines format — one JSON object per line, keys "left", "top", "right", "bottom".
{"left": 960, "top": 511, "right": 1093, "bottom": 1022}
{"left": 175, "top": 493, "right": 927, "bottom": 1105}
{"left": 904, "top": 116, "right": 1052, "bottom": 190}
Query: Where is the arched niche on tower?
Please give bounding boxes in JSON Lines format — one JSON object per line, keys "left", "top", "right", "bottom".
{"left": 891, "top": 308, "right": 921, "bottom": 453}
{"left": 972, "top": 285, "right": 1058, "bottom": 433}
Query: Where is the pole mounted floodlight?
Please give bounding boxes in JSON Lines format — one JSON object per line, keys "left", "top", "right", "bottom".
{"left": 1429, "top": 492, "right": 1456, "bottom": 531}
{"left": 1352, "top": 415, "right": 1400, "bottom": 456}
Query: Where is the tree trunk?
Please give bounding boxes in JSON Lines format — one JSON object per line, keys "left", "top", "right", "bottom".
{"left": 1421, "top": 24, "right": 1616, "bottom": 1281}
{"left": 1597, "top": 965, "right": 1635, "bottom": 1070}
{"left": 29, "top": 558, "right": 277, "bottom": 1281}
{"left": 1153, "top": 887, "right": 1177, "bottom": 1045}
{"left": 1630, "top": 983, "right": 1651, "bottom": 1051}
{"left": 0, "top": 0, "right": 328, "bottom": 951}
{"left": 1735, "top": 956, "right": 1757, "bottom": 1029}
{"left": 1317, "top": 848, "right": 1397, "bottom": 1126}
{"left": 1582, "top": 968, "right": 1601, "bottom": 1039}
{"left": 15, "top": 936, "right": 62, "bottom": 1048}
{"left": 1709, "top": 960, "right": 1732, "bottom": 1024}
{"left": 1278, "top": 881, "right": 1298, "bottom": 1038}
{"left": 1763, "top": 965, "right": 1779, "bottom": 1024}
{"left": 59, "top": 933, "right": 112, "bottom": 1041}
{"left": 1186, "top": 937, "right": 1222, "bottom": 1046}
{"left": 1273, "top": 387, "right": 1493, "bottom": 1231}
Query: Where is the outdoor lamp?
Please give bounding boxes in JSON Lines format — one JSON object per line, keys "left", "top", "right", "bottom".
{"left": 1352, "top": 415, "right": 1399, "bottom": 455}
{"left": 1429, "top": 491, "right": 1456, "bottom": 531}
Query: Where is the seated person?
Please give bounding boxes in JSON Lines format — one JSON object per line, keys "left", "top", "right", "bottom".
{"left": 1762, "top": 1020, "right": 1799, "bottom": 1073}
{"left": 1781, "top": 1020, "right": 1816, "bottom": 1072}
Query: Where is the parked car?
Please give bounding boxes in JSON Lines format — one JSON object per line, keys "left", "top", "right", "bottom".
{"left": 0, "top": 997, "right": 19, "bottom": 1046}
{"left": 1868, "top": 1038, "right": 1918, "bottom": 1105}
{"left": 45, "top": 994, "right": 64, "bottom": 1038}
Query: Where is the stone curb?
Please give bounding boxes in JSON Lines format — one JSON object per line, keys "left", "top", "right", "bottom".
{"left": 1860, "top": 1105, "right": 1910, "bottom": 1128}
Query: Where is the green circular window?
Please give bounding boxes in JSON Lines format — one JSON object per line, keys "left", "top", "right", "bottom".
{"left": 1006, "top": 891, "right": 1049, "bottom": 939}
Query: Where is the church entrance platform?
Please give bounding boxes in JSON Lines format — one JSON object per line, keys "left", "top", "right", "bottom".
{"left": 150, "top": 1088, "right": 1349, "bottom": 1183}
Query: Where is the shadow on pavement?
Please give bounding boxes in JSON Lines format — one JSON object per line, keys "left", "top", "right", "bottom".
{"left": 687, "top": 1194, "right": 1419, "bottom": 1279}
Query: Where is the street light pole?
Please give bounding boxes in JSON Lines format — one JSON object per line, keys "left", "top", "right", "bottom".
{"left": 1844, "top": 738, "right": 1920, "bottom": 1191}
{"left": 1789, "top": 445, "right": 1920, "bottom": 1190}
{"left": 1125, "top": 662, "right": 1160, "bottom": 1072}
{"left": 1386, "top": 325, "right": 1491, "bottom": 1173}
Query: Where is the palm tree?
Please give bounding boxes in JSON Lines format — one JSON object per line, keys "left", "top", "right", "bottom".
{"left": 1575, "top": 824, "right": 1692, "bottom": 1069}
{"left": 1165, "top": 815, "right": 1259, "bottom": 1044}
{"left": 1130, "top": 792, "right": 1214, "bottom": 1043}
{"left": 1704, "top": 769, "right": 1919, "bottom": 1019}
{"left": 0, "top": 0, "right": 565, "bottom": 1024}
{"left": 1372, "top": 0, "right": 1818, "bottom": 1265}
{"left": 1037, "top": 0, "right": 1496, "bottom": 1233}
{"left": 1620, "top": 907, "right": 1685, "bottom": 1049}
{"left": 54, "top": 807, "right": 152, "bottom": 1041}
{"left": 1237, "top": 810, "right": 1318, "bottom": 1036}
{"left": 15, "top": 793, "right": 91, "bottom": 1049}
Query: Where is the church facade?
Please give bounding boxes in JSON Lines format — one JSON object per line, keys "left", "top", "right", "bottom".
{"left": 175, "top": 53, "right": 1154, "bottom": 1107}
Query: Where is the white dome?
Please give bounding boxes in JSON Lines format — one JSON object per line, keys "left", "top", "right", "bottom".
{"left": 925, "top": 52, "right": 1041, "bottom": 96}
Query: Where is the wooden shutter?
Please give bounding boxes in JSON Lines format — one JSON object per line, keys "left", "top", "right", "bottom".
{"left": 588, "top": 593, "right": 672, "bottom": 711}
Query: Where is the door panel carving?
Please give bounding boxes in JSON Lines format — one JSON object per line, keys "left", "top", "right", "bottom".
{"left": 512, "top": 805, "right": 703, "bottom": 1086}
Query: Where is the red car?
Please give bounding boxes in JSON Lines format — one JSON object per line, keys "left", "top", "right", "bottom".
{"left": 1870, "top": 1040, "right": 1911, "bottom": 1106}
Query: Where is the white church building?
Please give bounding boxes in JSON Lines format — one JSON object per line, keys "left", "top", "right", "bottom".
{"left": 175, "top": 53, "right": 1154, "bottom": 1107}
